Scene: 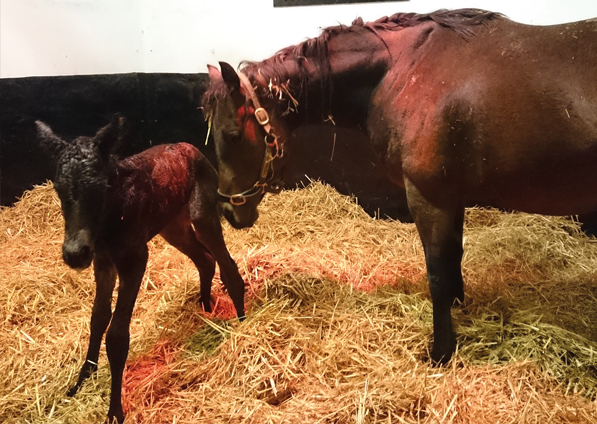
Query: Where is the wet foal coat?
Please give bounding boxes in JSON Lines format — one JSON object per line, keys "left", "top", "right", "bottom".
{"left": 37, "top": 117, "right": 245, "bottom": 423}
{"left": 203, "top": 9, "right": 597, "bottom": 364}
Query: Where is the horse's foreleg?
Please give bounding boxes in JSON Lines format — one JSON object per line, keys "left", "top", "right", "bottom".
{"left": 451, "top": 208, "right": 465, "bottom": 305}
{"left": 68, "top": 251, "right": 117, "bottom": 397}
{"left": 404, "top": 178, "right": 464, "bottom": 364}
{"left": 105, "top": 246, "right": 148, "bottom": 424}
{"left": 160, "top": 216, "right": 217, "bottom": 313}
{"left": 190, "top": 213, "right": 245, "bottom": 319}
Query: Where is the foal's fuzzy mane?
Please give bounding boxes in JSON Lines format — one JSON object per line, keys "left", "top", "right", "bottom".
{"left": 202, "top": 8, "right": 502, "bottom": 115}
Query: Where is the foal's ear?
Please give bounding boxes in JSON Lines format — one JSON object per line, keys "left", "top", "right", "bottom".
{"left": 36, "top": 121, "right": 68, "bottom": 157}
{"left": 94, "top": 114, "right": 121, "bottom": 161}
{"left": 219, "top": 61, "right": 241, "bottom": 92}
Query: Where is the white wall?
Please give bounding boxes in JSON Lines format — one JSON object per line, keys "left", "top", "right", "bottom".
{"left": 2, "top": 0, "right": 597, "bottom": 78}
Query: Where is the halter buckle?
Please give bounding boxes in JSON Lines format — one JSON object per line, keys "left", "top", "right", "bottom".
{"left": 254, "top": 108, "right": 270, "bottom": 126}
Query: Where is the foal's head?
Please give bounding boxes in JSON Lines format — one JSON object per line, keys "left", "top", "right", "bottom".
{"left": 36, "top": 116, "right": 120, "bottom": 269}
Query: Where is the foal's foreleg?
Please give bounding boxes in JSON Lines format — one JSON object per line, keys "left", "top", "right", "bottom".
{"left": 68, "top": 251, "right": 117, "bottom": 397}
{"left": 405, "top": 178, "right": 464, "bottom": 364}
{"left": 105, "top": 246, "right": 148, "bottom": 424}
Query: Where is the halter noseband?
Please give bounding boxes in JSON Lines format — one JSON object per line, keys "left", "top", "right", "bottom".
{"left": 217, "top": 72, "right": 283, "bottom": 206}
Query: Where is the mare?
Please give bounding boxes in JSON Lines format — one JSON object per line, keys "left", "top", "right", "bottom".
{"left": 202, "top": 9, "right": 597, "bottom": 364}
{"left": 36, "top": 116, "right": 246, "bottom": 423}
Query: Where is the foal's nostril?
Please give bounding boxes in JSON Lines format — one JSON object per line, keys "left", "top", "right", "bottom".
{"left": 62, "top": 243, "right": 93, "bottom": 269}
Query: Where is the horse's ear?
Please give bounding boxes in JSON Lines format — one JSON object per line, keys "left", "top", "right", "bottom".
{"left": 36, "top": 121, "right": 68, "bottom": 157}
{"left": 207, "top": 64, "right": 222, "bottom": 82}
{"left": 94, "top": 114, "right": 122, "bottom": 161}
{"left": 219, "top": 61, "right": 241, "bottom": 92}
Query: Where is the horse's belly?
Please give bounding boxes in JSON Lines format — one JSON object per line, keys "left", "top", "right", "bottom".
{"left": 469, "top": 167, "right": 597, "bottom": 216}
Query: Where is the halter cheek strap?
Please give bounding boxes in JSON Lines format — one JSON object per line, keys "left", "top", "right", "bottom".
{"left": 217, "top": 72, "right": 283, "bottom": 205}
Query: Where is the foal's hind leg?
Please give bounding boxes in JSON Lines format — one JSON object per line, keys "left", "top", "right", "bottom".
{"left": 160, "top": 209, "right": 217, "bottom": 313}
{"left": 68, "top": 250, "right": 117, "bottom": 396}
{"left": 404, "top": 178, "right": 464, "bottom": 364}
{"left": 188, "top": 202, "right": 245, "bottom": 319}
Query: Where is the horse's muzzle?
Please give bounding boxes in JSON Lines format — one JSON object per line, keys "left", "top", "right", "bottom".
{"left": 221, "top": 202, "right": 259, "bottom": 229}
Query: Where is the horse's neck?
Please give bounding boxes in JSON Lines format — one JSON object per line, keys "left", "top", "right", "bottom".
{"left": 284, "top": 29, "right": 395, "bottom": 129}
{"left": 327, "top": 29, "right": 391, "bottom": 78}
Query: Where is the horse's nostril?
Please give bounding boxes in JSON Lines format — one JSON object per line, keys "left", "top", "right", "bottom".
{"left": 79, "top": 244, "right": 91, "bottom": 257}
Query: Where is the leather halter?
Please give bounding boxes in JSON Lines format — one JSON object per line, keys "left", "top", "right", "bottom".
{"left": 217, "top": 72, "right": 282, "bottom": 206}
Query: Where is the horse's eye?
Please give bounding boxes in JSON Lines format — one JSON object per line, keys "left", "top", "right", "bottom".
{"left": 225, "top": 131, "right": 242, "bottom": 142}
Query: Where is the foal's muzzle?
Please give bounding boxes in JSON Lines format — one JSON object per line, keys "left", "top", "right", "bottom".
{"left": 62, "top": 232, "right": 94, "bottom": 270}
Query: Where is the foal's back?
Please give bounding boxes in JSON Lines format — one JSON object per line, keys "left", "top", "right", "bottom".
{"left": 103, "top": 143, "right": 217, "bottom": 243}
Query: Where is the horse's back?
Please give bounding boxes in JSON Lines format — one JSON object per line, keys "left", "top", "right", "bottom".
{"left": 374, "top": 15, "right": 597, "bottom": 216}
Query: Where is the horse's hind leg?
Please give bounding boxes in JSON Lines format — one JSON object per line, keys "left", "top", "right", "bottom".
{"left": 105, "top": 245, "right": 148, "bottom": 424}
{"left": 68, "top": 250, "right": 117, "bottom": 397}
{"left": 160, "top": 210, "right": 217, "bottom": 313}
{"left": 404, "top": 178, "right": 464, "bottom": 364}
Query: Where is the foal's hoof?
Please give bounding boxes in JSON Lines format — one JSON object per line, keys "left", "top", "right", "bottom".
{"left": 107, "top": 410, "right": 125, "bottom": 424}
{"left": 452, "top": 289, "right": 465, "bottom": 307}
{"left": 430, "top": 349, "right": 453, "bottom": 366}
{"left": 430, "top": 338, "right": 456, "bottom": 365}
{"left": 66, "top": 384, "right": 81, "bottom": 398}
{"left": 200, "top": 297, "right": 213, "bottom": 314}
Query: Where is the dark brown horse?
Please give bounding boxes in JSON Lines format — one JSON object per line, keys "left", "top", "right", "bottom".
{"left": 202, "top": 9, "right": 597, "bottom": 364}
{"left": 36, "top": 116, "right": 245, "bottom": 423}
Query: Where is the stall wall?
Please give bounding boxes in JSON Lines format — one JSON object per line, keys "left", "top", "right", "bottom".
{"left": 2, "top": 0, "right": 597, "bottom": 226}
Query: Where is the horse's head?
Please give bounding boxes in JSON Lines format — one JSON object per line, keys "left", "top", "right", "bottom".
{"left": 203, "top": 62, "right": 285, "bottom": 229}
{"left": 36, "top": 116, "right": 121, "bottom": 269}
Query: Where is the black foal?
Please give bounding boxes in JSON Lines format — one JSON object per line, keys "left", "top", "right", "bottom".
{"left": 37, "top": 116, "right": 245, "bottom": 423}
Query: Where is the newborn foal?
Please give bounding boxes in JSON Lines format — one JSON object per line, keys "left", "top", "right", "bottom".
{"left": 37, "top": 117, "right": 245, "bottom": 423}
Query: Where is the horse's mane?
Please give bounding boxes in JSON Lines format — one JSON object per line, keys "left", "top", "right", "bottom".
{"left": 271, "top": 8, "right": 500, "bottom": 65}
{"left": 202, "top": 9, "right": 502, "bottom": 115}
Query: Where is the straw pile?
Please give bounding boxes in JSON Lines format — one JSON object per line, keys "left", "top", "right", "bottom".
{"left": 2, "top": 181, "right": 597, "bottom": 423}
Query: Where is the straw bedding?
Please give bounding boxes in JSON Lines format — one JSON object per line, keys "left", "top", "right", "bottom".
{"left": 2, "top": 181, "right": 597, "bottom": 423}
